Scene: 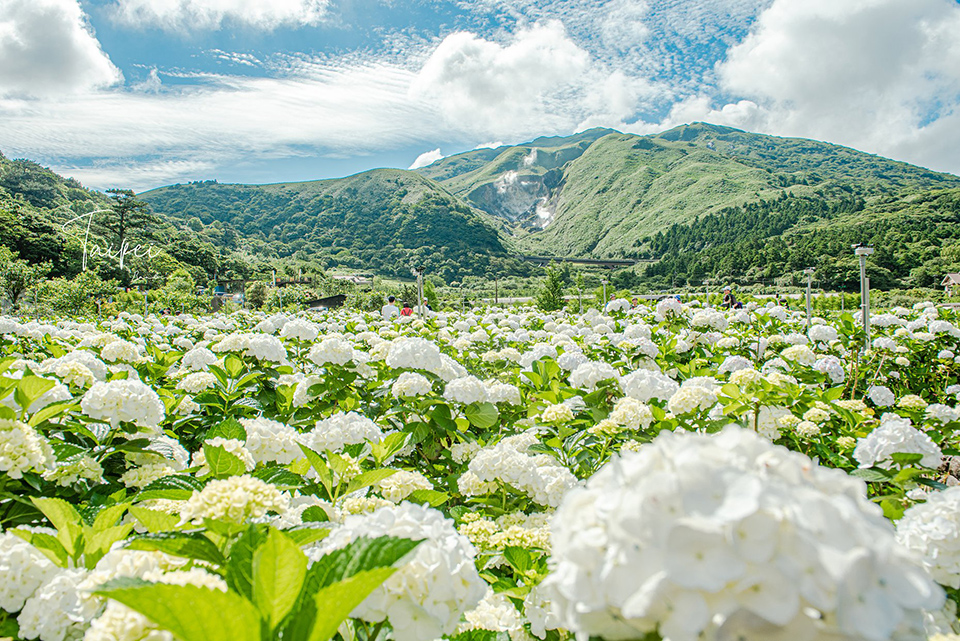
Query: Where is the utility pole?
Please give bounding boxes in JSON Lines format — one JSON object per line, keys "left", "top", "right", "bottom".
{"left": 853, "top": 244, "right": 874, "bottom": 351}
{"left": 804, "top": 268, "right": 815, "bottom": 331}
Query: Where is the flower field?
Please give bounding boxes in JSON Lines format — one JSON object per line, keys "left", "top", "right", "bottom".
{"left": 2, "top": 298, "right": 960, "bottom": 641}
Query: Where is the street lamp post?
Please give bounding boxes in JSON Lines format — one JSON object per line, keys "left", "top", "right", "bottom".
{"left": 703, "top": 279, "right": 710, "bottom": 308}
{"left": 853, "top": 244, "right": 874, "bottom": 351}
{"left": 601, "top": 279, "right": 608, "bottom": 307}
{"left": 804, "top": 268, "right": 815, "bottom": 331}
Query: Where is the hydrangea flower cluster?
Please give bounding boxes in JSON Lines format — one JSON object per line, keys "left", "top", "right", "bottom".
{"left": 542, "top": 426, "right": 943, "bottom": 641}
{"left": 306, "top": 503, "right": 486, "bottom": 641}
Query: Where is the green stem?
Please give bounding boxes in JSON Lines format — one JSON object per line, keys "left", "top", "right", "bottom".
{"left": 367, "top": 621, "right": 385, "bottom": 641}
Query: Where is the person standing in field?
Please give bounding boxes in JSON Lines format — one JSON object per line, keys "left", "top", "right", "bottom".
{"left": 381, "top": 295, "right": 399, "bottom": 320}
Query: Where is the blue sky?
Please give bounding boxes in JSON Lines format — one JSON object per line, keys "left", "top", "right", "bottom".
{"left": 2, "top": 0, "right": 960, "bottom": 191}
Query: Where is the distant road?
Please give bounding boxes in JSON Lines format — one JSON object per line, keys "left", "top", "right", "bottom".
{"left": 519, "top": 255, "right": 655, "bottom": 268}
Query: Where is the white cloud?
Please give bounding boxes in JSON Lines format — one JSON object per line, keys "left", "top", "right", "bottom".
{"left": 60, "top": 158, "right": 218, "bottom": 191}
{"left": 411, "top": 21, "right": 592, "bottom": 139}
{"left": 409, "top": 148, "right": 443, "bottom": 169}
{"left": 0, "top": 59, "right": 446, "bottom": 189}
{"left": 705, "top": 0, "right": 960, "bottom": 173}
{"left": 0, "top": 0, "right": 122, "bottom": 97}
{"left": 109, "top": 0, "right": 331, "bottom": 31}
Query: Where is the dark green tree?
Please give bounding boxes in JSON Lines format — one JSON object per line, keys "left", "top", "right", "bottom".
{"left": 245, "top": 281, "right": 269, "bottom": 309}
{"left": 536, "top": 264, "right": 566, "bottom": 311}
{"left": 102, "top": 189, "right": 156, "bottom": 251}
{"left": 0, "top": 252, "right": 50, "bottom": 311}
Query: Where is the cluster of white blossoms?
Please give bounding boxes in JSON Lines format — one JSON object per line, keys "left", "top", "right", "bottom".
{"left": 180, "top": 475, "right": 289, "bottom": 524}
{"left": 854, "top": 413, "right": 943, "bottom": 469}
{"left": 307, "top": 336, "right": 355, "bottom": 366}
{"left": 306, "top": 502, "right": 486, "bottom": 641}
{"left": 80, "top": 380, "right": 165, "bottom": 430}
{"left": 666, "top": 381, "right": 718, "bottom": 415}
{"left": 897, "top": 487, "right": 960, "bottom": 589}
{"left": 620, "top": 368, "right": 678, "bottom": 403}
{"left": 390, "top": 372, "right": 433, "bottom": 398}
{"left": 608, "top": 397, "right": 654, "bottom": 431}
{"left": 0, "top": 531, "right": 59, "bottom": 613}
{"left": 376, "top": 469, "right": 433, "bottom": 503}
{"left": 464, "top": 433, "right": 577, "bottom": 507}
{"left": 444, "top": 375, "right": 489, "bottom": 405}
{"left": 238, "top": 416, "right": 303, "bottom": 465}
{"left": 17, "top": 568, "right": 102, "bottom": 641}
{"left": 568, "top": 361, "right": 620, "bottom": 391}
{"left": 301, "top": 411, "right": 384, "bottom": 452}
{"left": 541, "top": 426, "right": 943, "bottom": 641}
{"left": 0, "top": 419, "right": 54, "bottom": 479}
{"left": 174, "top": 371, "right": 217, "bottom": 394}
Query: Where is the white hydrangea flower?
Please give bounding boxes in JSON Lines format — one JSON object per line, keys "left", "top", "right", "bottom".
{"left": 305, "top": 503, "right": 486, "bottom": 641}
{"left": 466, "top": 433, "right": 577, "bottom": 507}
{"left": 484, "top": 380, "right": 521, "bottom": 405}
{"left": 390, "top": 372, "right": 433, "bottom": 398}
{"left": 377, "top": 470, "right": 433, "bottom": 503}
{"left": 307, "top": 337, "right": 355, "bottom": 366}
{"left": 443, "top": 376, "right": 488, "bottom": 405}
{"left": 300, "top": 411, "right": 384, "bottom": 452}
{"left": 568, "top": 361, "right": 619, "bottom": 391}
{"left": 180, "top": 347, "right": 218, "bottom": 371}
{"left": 620, "top": 368, "right": 678, "bottom": 403}
{"left": 0, "top": 531, "right": 59, "bottom": 612}
{"left": 897, "top": 487, "right": 960, "bottom": 588}
{"left": 0, "top": 418, "right": 54, "bottom": 479}
{"left": 175, "top": 372, "right": 217, "bottom": 394}
{"left": 854, "top": 413, "right": 942, "bottom": 469}
{"left": 385, "top": 338, "right": 444, "bottom": 376}
{"left": 180, "top": 475, "right": 289, "bottom": 524}
{"left": 541, "top": 425, "right": 944, "bottom": 641}
{"left": 80, "top": 380, "right": 164, "bottom": 431}
{"left": 667, "top": 385, "right": 717, "bottom": 415}
{"left": 43, "top": 455, "right": 103, "bottom": 487}
{"left": 18, "top": 568, "right": 102, "bottom": 641}
{"left": 239, "top": 417, "right": 303, "bottom": 465}
{"left": 609, "top": 397, "right": 654, "bottom": 430}
{"left": 279, "top": 318, "right": 319, "bottom": 342}
{"left": 244, "top": 334, "right": 287, "bottom": 363}
{"left": 868, "top": 385, "right": 896, "bottom": 407}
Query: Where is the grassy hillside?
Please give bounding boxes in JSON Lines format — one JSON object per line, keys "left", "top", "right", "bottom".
{"left": 418, "top": 123, "right": 960, "bottom": 259}
{"left": 141, "top": 169, "right": 527, "bottom": 282}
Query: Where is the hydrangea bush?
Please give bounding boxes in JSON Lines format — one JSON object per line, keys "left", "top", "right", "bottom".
{"left": 1, "top": 299, "right": 960, "bottom": 640}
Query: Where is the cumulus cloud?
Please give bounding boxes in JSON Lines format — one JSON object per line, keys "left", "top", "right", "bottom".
{"left": 705, "top": 0, "right": 960, "bottom": 173}
{"left": 411, "top": 21, "right": 592, "bottom": 138}
{"left": 408, "top": 148, "right": 444, "bottom": 169}
{"left": 0, "top": 0, "right": 122, "bottom": 97}
{"left": 109, "top": 0, "right": 331, "bottom": 31}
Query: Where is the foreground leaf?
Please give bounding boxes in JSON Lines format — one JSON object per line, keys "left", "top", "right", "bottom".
{"left": 96, "top": 579, "right": 260, "bottom": 641}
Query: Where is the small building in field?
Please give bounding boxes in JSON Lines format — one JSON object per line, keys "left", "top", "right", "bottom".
{"left": 942, "top": 273, "right": 960, "bottom": 296}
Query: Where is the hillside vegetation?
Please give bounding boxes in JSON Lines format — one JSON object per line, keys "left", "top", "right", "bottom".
{"left": 418, "top": 123, "right": 960, "bottom": 260}
{"left": 140, "top": 169, "right": 526, "bottom": 282}
{"left": 5, "top": 121, "right": 960, "bottom": 293}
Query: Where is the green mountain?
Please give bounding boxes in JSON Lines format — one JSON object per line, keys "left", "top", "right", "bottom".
{"left": 416, "top": 123, "right": 960, "bottom": 259}
{"left": 0, "top": 153, "right": 112, "bottom": 275}
{"left": 6, "top": 122, "right": 960, "bottom": 293}
{"left": 140, "top": 169, "right": 525, "bottom": 282}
